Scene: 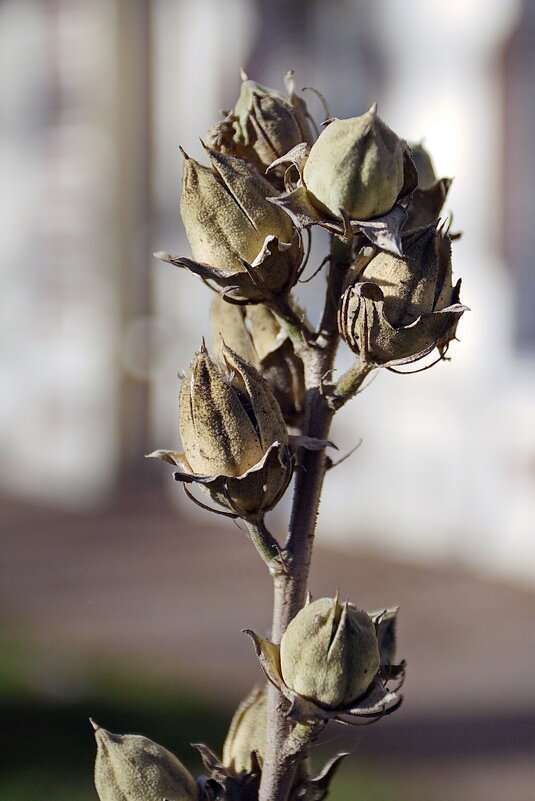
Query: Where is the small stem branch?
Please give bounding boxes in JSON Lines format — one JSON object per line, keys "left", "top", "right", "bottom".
{"left": 329, "top": 359, "right": 374, "bottom": 410}
{"left": 245, "top": 518, "right": 284, "bottom": 572}
{"left": 270, "top": 296, "right": 314, "bottom": 354}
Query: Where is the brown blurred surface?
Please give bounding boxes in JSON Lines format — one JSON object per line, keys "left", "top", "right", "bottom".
{"left": 1, "top": 485, "right": 535, "bottom": 800}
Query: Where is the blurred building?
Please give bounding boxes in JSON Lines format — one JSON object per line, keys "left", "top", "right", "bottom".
{"left": 1, "top": 0, "right": 534, "bottom": 585}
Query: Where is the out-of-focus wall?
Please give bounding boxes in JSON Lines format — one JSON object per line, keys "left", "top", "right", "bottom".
{"left": 0, "top": 0, "right": 152, "bottom": 505}
{"left": 2, "top": 0, "right": 534, "bottom": 584}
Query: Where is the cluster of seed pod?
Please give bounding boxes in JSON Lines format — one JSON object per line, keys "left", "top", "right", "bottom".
{"left": 150, "top": 71, "right": 465, "bottom": 523}
{"left": 94, "top": 70, "right": 465, "bottom": 801}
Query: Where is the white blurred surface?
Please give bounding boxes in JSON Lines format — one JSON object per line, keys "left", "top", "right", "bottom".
{"left": 1, "top": 0, "right": 534, "bottom": 585}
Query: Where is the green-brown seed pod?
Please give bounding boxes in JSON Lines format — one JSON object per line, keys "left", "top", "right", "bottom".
{"left": 176, "top": 147, "right": 302, "bottom": 300}
{"left": 148, "top": 344, "right": 292, "bottom": 519}
{"left": 179, "top": 345, "right": 287, "bottom": 478}
{"left": 222, "top": 686, "right": 267, "bottom": 776}
{"left": 405, "top": 142, "right": 452, "bottom": 230}
{"left": 409, "top": 142, "right": 437, "bottom": 190}
{"left": 206, "top": 72, "right": 314, "bottom": 182}
{"left": 279, "top": 597, "right": 380, "bottom": 709}
{"left": 303, "top": 105, "right": 405, "bottom": 220}
{"left": 338, "top": 223, "right": 466, "bottom": 365}
{"left": 210, "top": 296, "right": 305, "bottom": 428}
{"left": 93, "top": 722, "right": 198, "bottom": 801}
{"left": 209, "top": 295, "right": 260, "bottom": 370}
{"left": 233, "top": 73, "right": 315, "bottom": 172}
{"left": 180, "top": 348, "right": 263, "bottom": 477}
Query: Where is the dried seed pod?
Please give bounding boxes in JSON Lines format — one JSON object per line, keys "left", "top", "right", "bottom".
{"left": 233, "top": 72, "right": 315, "bottom": 172}
{"left": 222, "top": 686, "right": 267, "bottom": 776}
{"left": 280, "top": 597, "right": 380, "bottom": 709}
{"left": 210, "top": 295, "right": 260, "bottom": 370}
{"left": 174, "top": 147, "right": 302, "bottom": 301}
{"left": 245, "top": 601, "right": 403, "bottom": 725}
{"left": 210, "top": 296, "right": 305, "bottom": 428}
{"left": 148, "top": 344, "right": 292, "bottom": 519}
{"left": 303, "top": 106, "right": 405, "bottom": 221}
{"left": 409, "top": 142, "right": 438, "bottom": 190}
{"left": 206, "top": 72, "right": 314, "bottom": 180}
{"left": 179, "top": 346, "right": 274, "bottom": 478}
{"left": 405, "top": 142, "right": 452, "bottom": 229}
{"left": 338, "top": 223, "right": 466, "bottom": 366}
{"left": 269, "top": 105, "right": 417, "bottom": 255}
{"left": 92, "top": 722, "right": 198, "bottom": 801}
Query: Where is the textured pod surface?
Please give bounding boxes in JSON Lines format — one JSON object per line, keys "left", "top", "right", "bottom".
{"left": 179, "top": 348, "right": 266, "bottom": 477}
{"left": 210, "top": 296, "right": 260, "bottom": 369}
{"left": 362, "top": 224, "right": 452, "bottom": 326}
{"left": 222, "top": 686, "right": 267, "bottom": 776}
{"left": 163, "top": 345, "right": 293, "bottom": 517}
{"left": 234, "top": 75, "right": 315, "bottom": 169}
{"left": 209, "top": 298, "right": 304, "bottom": 427}
{"left": 280, "top": 597, "right": 380, "bottom": 709}
{"left": 220, "top": 344, "right": 288, "bottom": 453}
{"left": 94, "top": 724, "right": 198, "bottom": 801}
{"left": 303, "top": 106, "right": 404, "bottom": 220}
{"left": 338, "top": 224, "right": 465, "bottom": 364}
{"left": 180, "top": 148, "right": 298, "bottom": 293}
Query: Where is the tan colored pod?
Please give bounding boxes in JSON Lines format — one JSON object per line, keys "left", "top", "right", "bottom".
{"left": 179, "top": 147, "right": 301, "bottom": 299}
{"left": 222, "top": 686, "right": 267, "bottom": 776}
{"left": 93, "top": 722, "right": 198, "bottom": 801}
{"left": 303, "top": 105, "right": 404, "bottom": 220}
{"left": 338, "top": 224, "right": 466, "bottom": 365}
{"left": 233, "top": 73, "right": 315, "bottom": 170}
{"left": 280, "top": 597, "right": 380, "bottom": 709}
{"left": 179, "top": 347, "right": 268, "bottom": 477}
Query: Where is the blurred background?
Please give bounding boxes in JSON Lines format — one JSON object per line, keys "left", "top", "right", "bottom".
{"left": 1, "top": 0, "right": 535, "bottom": 799}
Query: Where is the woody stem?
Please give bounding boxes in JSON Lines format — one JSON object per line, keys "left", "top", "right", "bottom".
{"left": 258, "top": 236, "right": 352, "bottom": 801}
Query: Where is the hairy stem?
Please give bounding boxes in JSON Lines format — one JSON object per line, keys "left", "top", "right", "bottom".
{"left": 258, "top": 236, "right": 351, "bottom": 801}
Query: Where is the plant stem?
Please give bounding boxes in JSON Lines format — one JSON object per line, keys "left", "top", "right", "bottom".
{"left": 245, "top": 518, "right": 284, "bottom": 573}
{"left": 258, "top": 236, "right": 351, "bottom": 801}
{"left": 330, "top": 358, "right": 374, "bottom": 410}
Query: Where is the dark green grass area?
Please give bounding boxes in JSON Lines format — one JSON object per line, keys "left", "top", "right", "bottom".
{"left": 0, "top": 630, "right": 401, "bottom": 801}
